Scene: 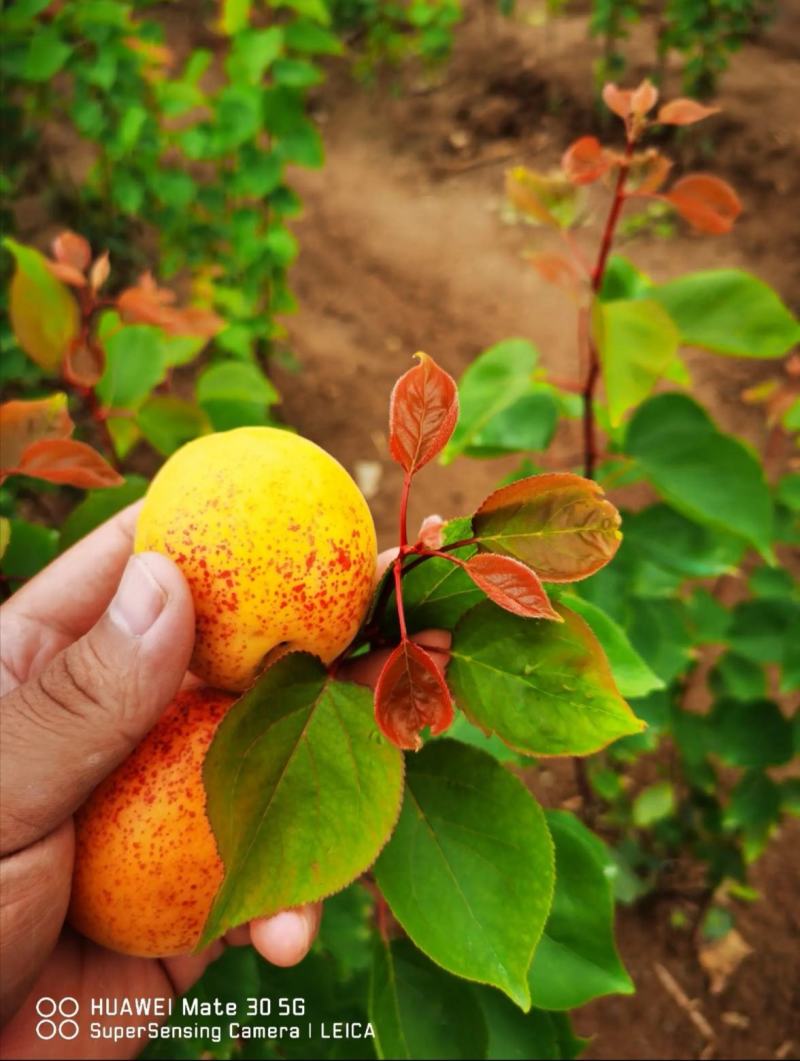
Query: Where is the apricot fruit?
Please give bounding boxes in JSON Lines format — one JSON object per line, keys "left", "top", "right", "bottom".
{"left": 135, "top": 426, "right": 377, "bottom": 691}
{"left": 69, "top": 687, "right": 234, "bottom": 957}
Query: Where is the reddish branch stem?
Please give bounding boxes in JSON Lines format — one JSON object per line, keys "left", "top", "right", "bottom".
{"left": 439, "top": 536, "right": 478, "bottom": 553}
{"left": 393, "top": 558, "right": 408, "bottom": 641}
{"left": 581, "top": 138, "right": 634, "bottom": 481}
{"left": 398, "top": 472, "right": 411, "bottom": 549}
{"left": 81, "top": 385, "right": 119, "bottom": 466}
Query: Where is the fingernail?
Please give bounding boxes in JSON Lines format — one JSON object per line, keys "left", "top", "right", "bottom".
{"left": 109, "top": 556, "right": 167, "bottom": 636}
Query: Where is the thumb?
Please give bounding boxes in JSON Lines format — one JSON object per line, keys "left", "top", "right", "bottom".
{"left": 0, "top": 552, "right": 194, "bottom": 855}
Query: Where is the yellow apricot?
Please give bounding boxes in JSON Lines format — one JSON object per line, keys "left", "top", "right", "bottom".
{"left": 135, "top": 427, "right": 377, "bottom": 692}
{"left": 69, "top": 687, "right": 233, "bottom": 957}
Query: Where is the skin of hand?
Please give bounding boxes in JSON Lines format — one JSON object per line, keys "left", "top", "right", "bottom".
{"left": 0, "top": 504, "right": 449, "bottom": 1060}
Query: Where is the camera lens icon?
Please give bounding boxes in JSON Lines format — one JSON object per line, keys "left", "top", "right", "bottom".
{"left": 35, "top": 997, "right": 80, "bottom": 1040}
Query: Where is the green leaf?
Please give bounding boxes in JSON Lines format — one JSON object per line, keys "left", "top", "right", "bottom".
{"left": 599, "top": 255, "right": 652, "bottom": 302}
{"left": 476, "top": 989, "right": 585, "bottom": 1060}
{"left": 448, "top": 602, "right": 644, "bottom": 756}
{"left": 251, "top": 950, "right": 373, "bottom": 1059}
{"left": 22, "top": 27, "right": 71, "bottom": 81}
{"left": 284, "top": 19, "right": 343, "bottom": 54}
{"left": 265, "top": 223, "right": 299, "bottom": 266}
{"left": 196, "top": 360, "right": 280, "bottom": 430}
{"left": 374, "top": 740, "right": 554, "bottom": 1009}
{"left": 729, "top": 599, "right": 800, "bottom": 664}
{"left": 700, "top": 906, "right": 735, "bottom": 942}
{"left": 621, "top": 503, "right": 745, "bottom": 578}
{"left": 0, "top": 518, "right": 58, "bottom": 579}
{"left": 592, "top": 297, "right": 680, "bottom": 425}
{"left": 530, "top": 811, "right": 633, "bottom": 1009}
{"left": 625, "top": 393, "right": 773, "bottom": 558}
{"left": 685, "top": 587, "right": 731, "bottom": 644}
{"left": 724, "top": 770, "right": 781, "bottom": 843}
{"left": 650, "top": 269, "right": 800, "bottom": 359}
{"left": 709, "top": 652, "right": 766, "bottom": 702}
{"left": 777, "top": 473, "right": 800, "bottom": 512}
{"left": 442, "top": 339, "right": 540, "bottom": 463}
{"left": 59, "top": 475, "right": 148, "bottom": 551}
{"left": 444, "top": 713, "right": 526, "bottom": 764}
{"left": 154, "top": 170, "right": 196, "bottom": 210}
{"left": 159, "top": 331, "right": 208, "bottom": 368}
{"left": 221, "top": 0, "right": 252, "bottom": 34}
{"left": 214, "top": 84, "right": 264, "bottom": 150}
{"left": 95, "top": 318, "right": 168, "bottom": 410}
{"left": 271, "top": 0, "right": 331, "bottom": 22}
{"left": 369, "top": 939, "right": 488, "bottom": 1061}
{"left": 106, "top": 416, "right": 140, "bottom": 461}
{"left": 277, "top": 118, "right": 324, "bottom": 168}
{"left": 748, "top": 565, "right": 797, "bottom": 600}
{"left": 627, "top": 597, "right": 693, "bottom": 685}
{"left": 316, "top": 885, "right": 374, "bottom": 979}
{"left": 561, "top": 595, "right": 664, "bottom": 699}
{"left": 200, "top": 654, "right": 404, "bottom": 946}
{"left": 632, "top": 781, "right": 675, "bottom": 827}
{"left": 709, "top": 699, "right": 794, "bottom": 769}
{"left": 464, "top": 392, "right": 559, "bottom": 459}
{"left": 136, "top": 396, "right": 209, "bottom": 456}
{"left": 231, "top": 149, "right": 283, "bottom": 198}
{"left": 111, "top": 169, "right": 144, "bottom": 214}
{"left": 3, "top": 239, "right": 80, "bottom": 373}
{"left": 274, "top": 57, "right": 323, "bottom": 87}
{"left": 226, "top": 27, "right": 284, "bottom": 83}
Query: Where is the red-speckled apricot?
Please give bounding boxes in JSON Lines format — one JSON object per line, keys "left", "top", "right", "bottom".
{"left": 134, "top": 427, "right": 377, "bottom": 692}
{"left": 69, "top": 687, "right": 234, "bottom": 957}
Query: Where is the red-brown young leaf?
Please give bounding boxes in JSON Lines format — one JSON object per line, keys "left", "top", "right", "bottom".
{"left": 52, "top": 231, "right": 91, "bottom": 272}
{"left": 90, "top": 250, "right": 111, "bottom": 292}
{"left": 630, "top": 78, "right": 658, "bottom": 117}
{"left": 117, "top": 273, "right": 222, "bottom": 337}
{"left": 0, "top": 394, "right": 74, "bottom": 477}
{"left": 116, "top": 271, "right": 177, "bottom": 328}
{"left": 374, "top": 639, "right": 454, "bottom": 751}
{"left": 389, "top": 352, "right": 458, "bottom": 475}
{"left": 464, "top": 553, "right": 562, "bottom": 620}
{"left": 46, "top": 260, "right": 88, "bottom": 288}
{"left": 561, "top": 137, "right": 613, "bottom": 185}
{"left": 418, "top": 514, "right": 445, "bottom": 550}
{"left": 626, "top": 149, "right": 673, "bottom": 196}
{"left": 472, "top": 472, "right": 622, "bottom": 582}
{"left": 166, "top": 304, "right": 224, "bottom": 338}
{"left": 602, "top": 83, "right": 632, "bottom": 119}
{"left": 15, "top": 438, "right": 123, "bottom": 488}
{"left": 664, "top": 174, "right": 742, "bottom": 234}
{"left": 63, "top": 335, "right": 105, "bottom": 388}
{"left": 658, "top": 99, "right": 720, "bottom": 126}
{"left": 526, "top": 251, "right": 584, "bottom": 292}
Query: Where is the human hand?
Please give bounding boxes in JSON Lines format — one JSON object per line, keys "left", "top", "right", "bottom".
{"left": 0, "top": 504, "right": 322, "bottom": 1060}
